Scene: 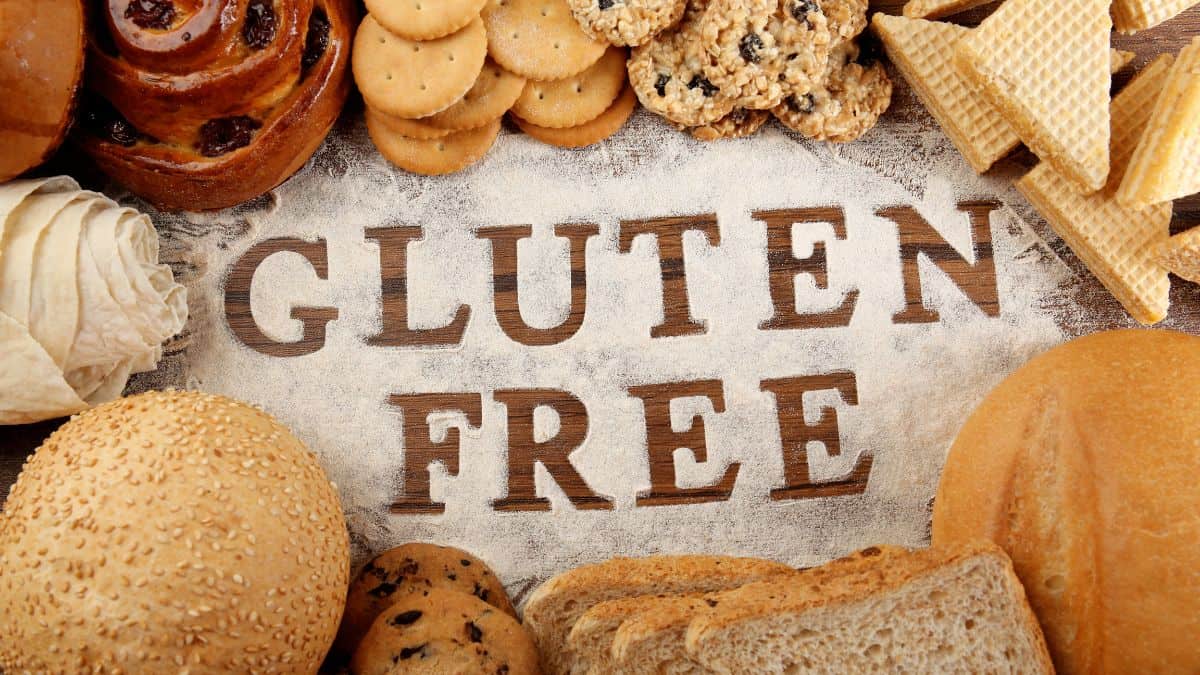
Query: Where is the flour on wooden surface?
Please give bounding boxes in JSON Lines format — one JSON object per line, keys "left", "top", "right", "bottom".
{"left": 133, "top": 111, "right": 1073, "bottom": 594}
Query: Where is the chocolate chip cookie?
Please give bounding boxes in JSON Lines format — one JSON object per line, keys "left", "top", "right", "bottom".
{"left": 568, "top": 0, "right": 687, "bottom": 46}
{"left": 628, "top": 0, "right": 736, "bottom": 126}
{"left": 773, "top": 41, "right": 892, "bottom": 142}
{"left": 350, "top": 588, "right": 541, "bottom": 675}
{"left": 335, "top": 543, "right": 516, "bottom": 657}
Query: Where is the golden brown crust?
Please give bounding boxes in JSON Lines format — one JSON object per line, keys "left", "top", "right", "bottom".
{"left": 684, "top": 542, "right": 1054, "bottom": 673}
{"left": 0, "top": 0, "right": 85, "bottom": 181}
{"left": 933, "top": 329, "right": 1200, "bottom": 674}
{"left": 0, "top": 390, "right": 351, "bottom": 673}
{"left": 75, "top": 0, "right": 355, "bottom": 211}
{"left": 335, "top": 543, "right": 516, "bottom": 658}
{"left": 523, "top": 554, "right": 794, "bottom": 675}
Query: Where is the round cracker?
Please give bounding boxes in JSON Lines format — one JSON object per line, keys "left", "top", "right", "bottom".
{"left": 366, "top": 107, "right": 453, "bottom": 139}
{"left": 353, "top": 14, "right": 488, "bottom": 119}
{"left": 367, "top": 110, "right": 502, "bottom": 175}
{"left": 365, "top": 0, "right": 488, "bottom": 40}
{"left": 510, "top": 46, "right": 627, "bottom": 128}
{"left": 482, "top": 0, "right": 608, "bottom": 81}
{"left": 425, "top": 59, "right": 527, "bottom": 131}
{"left": 516, "top": 83, "right": 637, "bottom": 148}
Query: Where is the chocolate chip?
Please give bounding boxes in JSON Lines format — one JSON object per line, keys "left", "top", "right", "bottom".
{"left": 598, "top": 0, "right": 615, "bottom": 8}
{"left": 705, "top": 598, "right": 719, "bottom": 607}
{"left": 738, "top": 33, "right": 764, "bottom": 64}
{"left": 788, "top": 93, "right": 815, "bottom": 114}
{"left": 197, "top": 116, "right": 261, "bottom": 156}
{"left": 497, "top": 667, "right": 510, "bottom": 675}
{"left": 390, "top": 610, "right": 423, "bottom": 626}
{"left": 447, "top": 573, "right": 457, "bottom": 581}
{"left": 460, "top": 559, "right": 472, "bottom": 567}
{"left": 861, "top": 546, "right": 882, "bottom": 557}
{"left": 789, "top": 0, "right": 821, "bottom": 23}
{"left": 398, "top": 644, "right": 427, "bottom": 660}
{"left": 687, "top": 75, "right": 719, "bottom": 98}
{"left": 243, "top": 0, "right": 277, "bottom": 50}
{"left": 368, "top": 582, "right": 398, "bottom": 599}
{"left": 466, "top": 621, "right": 483, "bottom": 643}
{"left": 80, "top": 95, "right": 140, "bottom": 147}
{"left": 302, "top": 10, "right": 330, "bottom": 70}
{"left": 124, "top": 0, "right": 175, "bottom": 30}
{"left": 472, "top": 583, "right": 490, "bottom": 602}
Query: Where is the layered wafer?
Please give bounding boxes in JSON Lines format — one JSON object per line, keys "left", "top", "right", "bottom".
{"left": 1112, "top": 0, "right": 1198, "bottom": 33}
{"left": 958, "top": 0, "right": 1113, "bottom": 192}
{"left": 902, "top": 0, "right": 991, "bottom": 19}
{"left": 1159, "top": 228, "right": 1200, "bottom": 283}
{"left": 873, "top": 14, "right": 1017, "bottom": 173}
{"left": 1016, "top": 56, "right": 1176, "bottom": 325}
{"left": 1119, "top": 37, "right": 1200, "bottom": 208}
{"left": 874, "top": 15, "right": 1135, "bottom": 175}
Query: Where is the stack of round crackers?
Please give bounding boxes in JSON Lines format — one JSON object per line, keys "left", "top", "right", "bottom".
{"left": 353, "top": 0, "right": 641, "bottom": 175}
{"left": 353, "top": 0, "right": 517, "bottom": 175}
{"left": 626, "top": 0, "right": 893, "bottom": 142}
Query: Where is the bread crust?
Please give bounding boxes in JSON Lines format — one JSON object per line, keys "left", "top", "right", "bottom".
{"left": 523, "top": 555, "right": 794, "bottom": 675}
{"left": 75, "top": 0, "right": 355, "bottom": 211}
{"left": 933, "top": 329, "right": 1200, "bottom": 674}
{"left": 684, "top": 542, "right": 1054, "bottom": 673}
{"left": 0, "top": 0, "right": 85, "bottom": 181}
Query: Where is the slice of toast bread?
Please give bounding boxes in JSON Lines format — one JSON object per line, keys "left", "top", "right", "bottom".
{"left": 684, "top": 541, "right": 1054, "bottom": 674}
{"left": 603, "top": 546, "right": 914, "bottom": 675}
{"left": 522, "top": 555, "right": 794, "bottom": 675}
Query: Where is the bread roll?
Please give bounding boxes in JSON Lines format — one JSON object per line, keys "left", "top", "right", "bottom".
{"left": 0, "top": 390, "right": 351, "bottom": 673}
{"left": 932, "top": 329, "right": 1200, "bottom": 674}
{"left": 0, "top": 177, "right": 186, "bottom": 424}
{"left": 0, "top": 0, "right": 85, "bottom": 181}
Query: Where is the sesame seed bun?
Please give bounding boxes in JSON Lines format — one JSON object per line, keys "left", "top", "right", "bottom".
{"left": 0, "top": 390, "right": 350, "bottom": 673}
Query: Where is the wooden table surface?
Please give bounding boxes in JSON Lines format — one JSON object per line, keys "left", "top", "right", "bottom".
{"left": 2, "top": 2, "right": 1199, "bottom": 505}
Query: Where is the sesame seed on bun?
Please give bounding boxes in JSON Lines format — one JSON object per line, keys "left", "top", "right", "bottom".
{"left": 0, "top": 390, "right": 350, "bottom": 673}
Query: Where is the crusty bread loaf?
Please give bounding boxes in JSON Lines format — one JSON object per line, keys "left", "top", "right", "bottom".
{"left": 523, "top": 555, "right": 794, "bottom": 675}
{"left": 604, "top": 547, "right": 914, "bottom": 675}
{"left": 933, "top": 329, "right": 1200, "bottom": 674}
{"left": 685, "top": 542, "right": 1053, "bottom": 673}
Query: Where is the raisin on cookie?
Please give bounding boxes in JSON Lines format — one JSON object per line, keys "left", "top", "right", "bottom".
{"left": 698, "top": 0, "right": 839, "bottom": 109}
{"left": 773, "top": 41, "right": 892, "bottom": 142}
{"left": 684, "top": 108, "right": 770, "bottom": 140}
{"left": 350, "top": 588, "right": 541, "bottom": 675}
{"left": 773, "top": 0, "right": 866, "bottom": 94}
{"left": 568, "top": 0, "right": 687, "bottom": 46}
{"left": 334, "top": 543, "right": 516, "bottom": 657}
{"left": 628, "top": 0, "right": 736, "bottom": 126}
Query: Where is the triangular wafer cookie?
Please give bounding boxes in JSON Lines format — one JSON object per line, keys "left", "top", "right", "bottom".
{"left": 1016, "top": 55, "right": 1177, "bottom": 325}
{"left": 902, "top": 0, "right": 991, "bottom": 19}
{"left": 874, "top": 15, "right": 1134, "bottom": 174}
{"left": 958, "top": 0, "right": 1113, "bottom": 192}
{"left": 1158, "top": 228, "right": 1200, "bottom": 283}
{"left": 1113, "top": 0, "right": 1198, "bottom": 33}
{"left": 873, "top": 15, "right": 1015, "bottom": 173}
{"left": 1119, "top": 37, "right": 1200, "bottom": 208}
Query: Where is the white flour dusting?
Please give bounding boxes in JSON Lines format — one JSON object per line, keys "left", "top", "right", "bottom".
{"left": 137, "top": 111, "right": 1074, "bottom": 595}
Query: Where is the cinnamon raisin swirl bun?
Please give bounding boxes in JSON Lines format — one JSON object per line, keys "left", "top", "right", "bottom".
{"left": 76, "top": 0, "right": 354, "bottom": 210}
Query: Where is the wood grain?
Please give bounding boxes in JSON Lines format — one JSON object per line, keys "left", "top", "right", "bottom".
{"left": 3, "top": 3, "right": 1200, "bottom": 511}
